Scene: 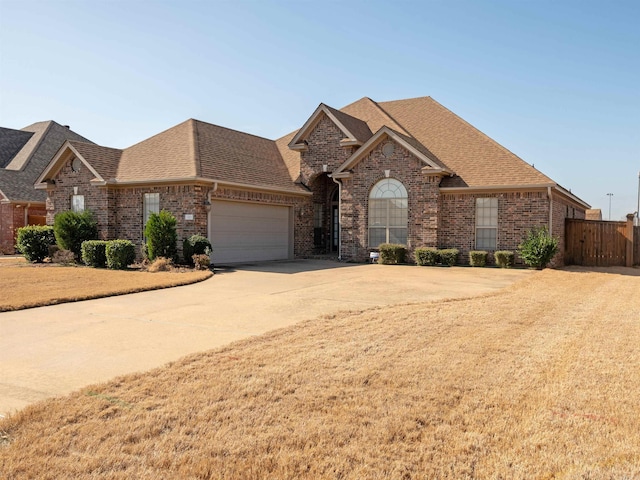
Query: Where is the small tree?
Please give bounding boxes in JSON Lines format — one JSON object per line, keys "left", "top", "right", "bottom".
{"left": 15, "top": 225, "right": 55, "bottom": 263}
{"left": 53, "top": 210, "right": 98, "bottom": 260}
{"left": 145, "top": 210, "right": 178, "bottom": 261}
{"left": 518, "top": 226, "right": 558, "bottom": 269}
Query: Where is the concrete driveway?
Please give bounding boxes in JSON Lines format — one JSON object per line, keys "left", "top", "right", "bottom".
{"left": 0, "top": 260, "right": 533, "bottom": 415}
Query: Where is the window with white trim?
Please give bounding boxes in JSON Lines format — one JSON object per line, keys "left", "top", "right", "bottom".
{"left": 476, "top": 197, "right": 498, "bottom": 249}
{"left": 368, "top": 178, "right": 408, "bottom": 247}
{"left": 143, "top": 193, "right": 160, "bottom": 230}
{"left": 71, "top": 195, "right": 85, "bottom": 213}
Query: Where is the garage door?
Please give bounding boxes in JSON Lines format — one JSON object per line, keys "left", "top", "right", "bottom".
{"left": 209, "top": 201, "right": 291, "bottom": 264}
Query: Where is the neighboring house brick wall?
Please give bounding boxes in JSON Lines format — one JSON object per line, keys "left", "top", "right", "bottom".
{"left": 0, "top": 202, "right": 15, "bottom": 253}
{"left": 340, "top": 140, "right": 439, "bottom": 262}
{"left": 438, "top": 190, "right": 550, "bottom": 265}
{"left": 1, "top": 203, "right": 47, "bottom": 253}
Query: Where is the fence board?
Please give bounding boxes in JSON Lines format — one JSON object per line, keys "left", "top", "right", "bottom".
{"left": 565, "top": 219, "right": 627, "bottom": 266}
{"left": 635, "top": 226, "right": 640, "bottom": 266}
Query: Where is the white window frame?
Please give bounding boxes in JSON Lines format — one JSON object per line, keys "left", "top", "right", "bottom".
{"left": 143, "top": 193, "right": 160, "bottom": 232}
{"left": 475, "top": 197, "right": 498, "bottom": 250}
{"left": 368, "top": 178, "right": 408, "bottom": 248}
{"left": 71, "top": 194, "right": 85, "bottom": 213}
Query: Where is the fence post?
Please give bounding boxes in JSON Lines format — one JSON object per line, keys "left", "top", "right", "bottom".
{"left": 626, "top": 214, "right": 635, "bottom": 267}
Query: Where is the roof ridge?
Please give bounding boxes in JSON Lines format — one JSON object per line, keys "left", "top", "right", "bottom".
{"left": 425, "top": 97, "right": 555, "bottom": 184}
{"left": 367, "top": 98, "right": 411, "bottom": 136}
{"left": 192, "top": 118, "right": 277, "bottom": 143}
{"left": 6, "top": 120, "right": 54, "bottom": 172}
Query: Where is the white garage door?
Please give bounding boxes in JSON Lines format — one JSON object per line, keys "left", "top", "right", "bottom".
{"left": 209, "top": 201, "right": 291, "bottom": 264}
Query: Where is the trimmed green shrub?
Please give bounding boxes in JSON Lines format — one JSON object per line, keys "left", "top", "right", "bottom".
{"left": 518, "top": 227, "right": 558, "bottom": 269}
{"left": 183, "top": 234, "right": 212, "bottom": 265}
{"left": 81, "top": 240, "right": 108, "bottom": 268}
{"left": 439, "top": 249, "right": 459, "bottom": 267}
{"left": 145, "top": 210, "right": 177, "bottom": 261}
{"left": 415, "top": 247, "right": 439, "bottom": 266}
{"left": 494, "top": 250, "right": 515, "bottom": 268}
{"left": 378, "top": 243, "right": 406, "bottom": 264}
{"left": 469, "top": 250, "right": 488, "bottom": 267}
{"left": 106, "top": 240, "right": 136, "bottom": 270}
{"left": 15, "top": 225, "right": 55, "bottom": 263}
{"left": 53, "top": 210, "right": 98, "bottom": 260}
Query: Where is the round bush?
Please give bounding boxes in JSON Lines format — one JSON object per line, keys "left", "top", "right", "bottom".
{"left": 106, "top": 240, "right": 136, "bottom": 270}
{"left": 15, "top": 225, "right": 55, "bottom": 263}
{"left": 81, "top": 240, "right": 108, "bottom": 268}
{"left": 183, "top": 234, "right": 212, "bottom": 265}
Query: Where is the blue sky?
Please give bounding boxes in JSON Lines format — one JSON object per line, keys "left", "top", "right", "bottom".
{"left": 1, "top": 0, "right": 638, "bottom": 220}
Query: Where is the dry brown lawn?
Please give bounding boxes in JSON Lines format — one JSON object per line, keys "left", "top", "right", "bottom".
{"left": 1, "top": 267, "right": 639, "bottom": 479}
{"left": 0, "top": 261, "right": 212, "bottom": 311}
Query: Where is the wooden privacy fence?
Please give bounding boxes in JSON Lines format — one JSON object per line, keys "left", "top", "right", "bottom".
{"left": 565, "top": 215, "right": 636, "bottom": 267}
{"left": 635, "top": 226, "right": 640, "bottom": 266}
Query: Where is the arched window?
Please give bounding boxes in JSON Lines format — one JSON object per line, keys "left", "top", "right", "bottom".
{"left": 368, "top": 178, "right": 408, "bottom": 247}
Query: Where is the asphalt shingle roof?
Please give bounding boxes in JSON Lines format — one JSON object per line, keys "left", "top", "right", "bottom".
{"left": 376, "top": 96, "right": 554, "bottom": 187}
{"left": 0, "top": 121, "right": 92, "bottom": 202}
{"left": 0, "top": 128, "right": 33, "bottom": 168}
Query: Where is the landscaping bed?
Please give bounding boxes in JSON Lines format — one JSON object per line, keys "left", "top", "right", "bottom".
{"left": 0, "top": 260, "right": 212, "bottom": 312}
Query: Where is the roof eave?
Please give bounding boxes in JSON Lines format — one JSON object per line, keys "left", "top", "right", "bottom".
{"left": 339, "top": 139, "right": 363, "bottom": 147}
{"left": 107, "top": 177, "right": 312, "bottom": 196}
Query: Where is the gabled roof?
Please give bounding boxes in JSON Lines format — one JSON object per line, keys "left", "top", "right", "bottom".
{"left": 288, "top": 103, "right": 373, "bottom": 149}
{"left": 0, "top": 128, "right": 33, "bottom": 168}
{"left": 376, "top": 96, "right": 554, "bottom": 188}
{"left": 0, "top": 121, "right": 92, "bottom": 203}
{"left": 333, "top": 126, "right": 451, "bottom": 178}
{"left": 37, "top": 119, "right": 308, "bottom": 195}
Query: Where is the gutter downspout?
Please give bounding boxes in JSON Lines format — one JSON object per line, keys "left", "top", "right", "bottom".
{"left": 547, "top": 186, "right": 553, "bottom": 234}
{"left": 331, "top": 176, "right": 342, "bottom": 260}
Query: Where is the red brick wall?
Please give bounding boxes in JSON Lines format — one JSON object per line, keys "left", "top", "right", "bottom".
{"left": 0, "top": 203, "right": 47, "bottom": 254}
{"left": 341, "top": 139, "right": 441, "bottom": 262}
{"left": 46, "top": 154, "right": 315, "bottom": 259}
{"left": 0, "top": 203, "right": 16, "bottom": 253}
{"left": 46, "top": 157, "right": 112, "bottom": 238}
{"left": 300, "top": 115, "right": 355, "bottom": 185}
{"left": 439, "top": 190, "right": 550, "bottom": 265}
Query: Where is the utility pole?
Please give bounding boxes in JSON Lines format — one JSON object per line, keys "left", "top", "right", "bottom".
{"left": 607, "top": 193, "right": 614, "bottom": 221}
{"left": 637, "top": 170, "right": 640, "bottom": 226}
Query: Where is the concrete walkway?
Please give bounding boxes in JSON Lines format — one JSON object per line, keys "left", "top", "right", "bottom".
{"left": 0, "top": 260, "right": 533, "bottom": 415}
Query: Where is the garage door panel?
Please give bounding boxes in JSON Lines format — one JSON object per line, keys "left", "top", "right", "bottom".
{"left": 210, "top": 201, "right": 291, "bottom": 264}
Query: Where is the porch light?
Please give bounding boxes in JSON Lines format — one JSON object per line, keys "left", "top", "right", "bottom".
{"left": 203, "top": 199, "right": 211, "bottom": 212}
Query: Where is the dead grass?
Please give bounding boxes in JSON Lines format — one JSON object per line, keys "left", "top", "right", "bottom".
{"left": 1, "top": 267, "right": 639, "bottom": 479}
{"left": 0, "top": 262, "right": 212, "bottom": 312}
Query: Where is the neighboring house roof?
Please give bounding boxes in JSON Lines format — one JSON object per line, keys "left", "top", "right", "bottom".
{"left": 0, "top": 121, "right": 92, "bottom": 203}
{"left": 0, "top": 128, "right": 34, "bottom": 168}
{"left": 586, "top": 209, "right": 602, "bottom": 221}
